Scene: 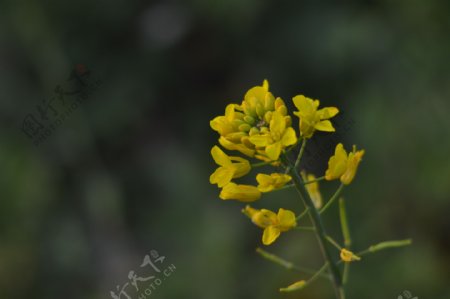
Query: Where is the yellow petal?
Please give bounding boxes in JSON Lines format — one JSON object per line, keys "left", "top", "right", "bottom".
{"left": 317, "top": 107, "right": 339, "bottom": 119}
{"left": 281, "top": 127, "right": 297, "bottom": 146}
{"left": 228, "top": 156, "right": 251, "bottom": 178}
{"left": 219, "top": 183, "right": 261, "bottom": 202}
{"left": 314, "top": 120, "right": 335, "bottom": 132}
{"left": 209, "top": 167, "right": 234, "bottom": 187}
{"left": 256, "top": 173, "right": 292, "bottom": 192}
{"left": 265, "top": 142, "right": 282, "bottom": 161}
{"left": 244, "top": 85, "right": 274, "bottom": 116}
{"left": 340, "top": 148, "right": 365, "bottom": 185}
{"left": 224, "top": 103, "right": 236, "bottom": 120}
{"left": 251, "top": 209, "right": 278, "bottom": 228}
{"left": 292, "top": 95, "right": 316, "bottom": 117}
{"left": 249, "top": 134, "right": 271, "bottom": 147}
{"left": 262, "top": 226, "right": 281, "bottom": 245}
{"left": 272, "top": 173, "right": 292, "bottom": 188}
{"left": 269, "top": 111, "right": 286, "bottom": 138}
{"left": 274, "top": 97, "right": 286, "bottom": 110}
{"left": 325, "top": 143, "right": 348, "bottom": 180}
{"left": 219, "top": 137, "right": 255, "bottom": 157}
{"left": 210, "top": 116, "right": 233, "bottom": 136}
{"left": 277, "top": 208, "right": 297, "bottom": 231}
{"left": 211, "top": 146, "right": 232, "bottom": 166}
{"left": 256, "top": 173, "right": 275, "bottom": 192}
{"left": 262, "top": 79, "right": 269, "bottom": 91}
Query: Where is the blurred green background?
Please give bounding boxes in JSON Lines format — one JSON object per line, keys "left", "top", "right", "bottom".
{"left": 0, "top": 0, "right": 449, "bottom": 298}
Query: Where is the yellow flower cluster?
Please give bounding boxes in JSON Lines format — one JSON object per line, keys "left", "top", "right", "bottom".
{"left": 210, "top": 80, "right": 297, "bottom": 162}
{"left": 209, "top": 80, "right": 365, "bottom": 247}
{"left": 209, "top": 80, "right": 298, "bottom": 203}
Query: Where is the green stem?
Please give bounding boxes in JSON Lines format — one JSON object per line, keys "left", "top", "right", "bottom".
{"left": 357, "top": 239, "right": 412, "bottom": 256}
{"left": 256, "top": 248, "right": 329, "bottom": 278}
{"left": 279, "top": 263, "right": 329, "bottom": 292}
{"left": 326, "top": 235, "right": 343, "bottom": 251}
{"left": 339, "top": 198, "right": 351, "bottom": 248}
{"left": 343, "top": 263, "right": 350, "bottom": 284}
{"left": 296, "top": 207, "right": 310, "bottom": 221}
{"left": 303, "top": 176, "right": 325, "bottom": 185}
{"left": 294, "top": 138, "right": 308, "bottom": 170}
{"left": 339, "top": 198, "right": 351, "bottom": 285}
{"left": 271, "top": 184, "right": 295, "bottom": 192}
{"left": 320, "top": 183, "right": 344, "bottom": 214}
{"left": 281, "top": 154, "right": 344, "bottom": 299}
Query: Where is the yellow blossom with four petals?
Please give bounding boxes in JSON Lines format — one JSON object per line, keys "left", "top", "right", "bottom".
{"left": 293, "top": 95, "right": 339, "bottom": 138}
{"left": 243, "top": 206, "right": 297, "bottom": 245}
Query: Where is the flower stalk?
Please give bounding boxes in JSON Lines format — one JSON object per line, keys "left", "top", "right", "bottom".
{"left": 282, "top": 154, "right": 344, "bottom": 299}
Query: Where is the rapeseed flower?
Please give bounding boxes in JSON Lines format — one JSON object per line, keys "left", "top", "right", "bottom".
{"left": 325, "top": 143, "right": 365, "bottom": 185}
{"left": 293, "top": 95, "right": 339, "bottom": 138}
{"left": 209, "top": 146, "right": 251, "bottom": 187}
{"left": 243, "top": 206, "right": 296, "bottom": 245}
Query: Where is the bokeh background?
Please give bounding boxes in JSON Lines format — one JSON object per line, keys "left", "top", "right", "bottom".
{"left": 0, "top": 0, "right": 449, "bottom": 298}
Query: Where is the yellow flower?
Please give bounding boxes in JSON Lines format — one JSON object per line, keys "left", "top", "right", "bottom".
{"left": 210, "top": 80, "right": 294, "bottom": 161}
{"left": 293, "top": 95, "right": 339, "bottom": 138}
{"left": 249, "top": 110, "right": 297, "bottom": 161}
{"left": 341, "top": 146, "right": 365, "bottom": 185}
{"left": 219, "top": 183, "right": 261, "bottom": 202}
{"left": 243, "top": 206, "right": 297, "bottom": 245}
{"left": 340, "top": 248, "right": 361, "bottom": 262}
{"left": 209, "top": 146, "right": 251, "bottom": 187}
{"left": 301, "top": 172, "right": 322, "bottom": 209}
{"left": 325, "top": 143, "right": 365, "bottom": 185}
{"left": 256, "top": 173, "right": 292, "bottom": 192}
